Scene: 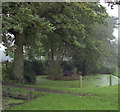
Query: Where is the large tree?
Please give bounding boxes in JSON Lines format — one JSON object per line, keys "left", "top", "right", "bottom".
{"left": 2, "top": 3, "right": 55, "bottom": 82}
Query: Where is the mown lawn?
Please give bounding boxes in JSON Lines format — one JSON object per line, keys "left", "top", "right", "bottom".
{"left": 9, "top": 85, "right": 118, "bottom": 110}
{"left": 3, "top": 74, "right": 119, "bottom": 110}
{"left": 20, "top": 74, "right": 119, "bottom": 92}
{"left": 36, "top": 74, "right": 119, "bottom": 88}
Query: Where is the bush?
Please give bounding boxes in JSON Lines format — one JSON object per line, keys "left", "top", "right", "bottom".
{"left": 47, "top": 74, "right": 80, "bottom": 81}
{"left": 2, "top": 62, "right": 13, "bottom": 81}
{"left": 24, "top": 60, "right": 36, "bottom": 84}
{"left": 46, "top": 61, "right": 63, "bottom": 77}
{"left": 118, "top": 69, "right": 120, "bottom": 78}
{"left": 110, "top": 66, "right": 118, "bottom": 77}
{"left": 92, "top": 64, "right": 118, "bottom": 75}
{"left": 61, "top": 61, "right": 74, "bottom": 72}
{"left": 24, "top": 59, "right": 47, "bottom": 84}
{"left": 3, "top": 60, "right": 46, "bottom": 84}
{"left": 32, "top": 60, "right": 46, "bottom": 75}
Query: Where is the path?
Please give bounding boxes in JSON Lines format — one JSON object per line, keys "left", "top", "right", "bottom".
{"left": 3, "top": 82, "right": 98, "bottom": 97}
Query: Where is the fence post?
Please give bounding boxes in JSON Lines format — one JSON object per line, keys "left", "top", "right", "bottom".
{"left": 79, "top": 75, "right": 82, "bottom": 88}
{"left": 110, "top": 74, "right": 112, "bottom": 86}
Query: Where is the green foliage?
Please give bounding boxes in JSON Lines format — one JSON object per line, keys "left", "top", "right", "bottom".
{"left": 71, "top": 16, "right": 118, "bottom": 75}
{"left": 46, "top": 61, "right": 63, "bottom": 76}
{"left": 2, "top": 2, "right": 110, "bottom": 82}
{"left": 32, "top": 60, "right": 46, "bottom": 75}
{"left": 118, "top": 39, "right": 120, "bottom": 71}
{"left": 47, "top": 74, "right": 79, "bottom": 81}
{"left": 2, "top": 63, "right": 13, "bottom": 81}
{"left": 36, "top": 2, "right": 108, "bottom": 77}
{"left": 95, "top": 64, "right": 111, "bottom": 74}
{"left": 24, "top": 59, "right": 47, "bottom": 84}
{"left": 91, "top": 64, "right": 118, "bottom": 75}
{"left": 118, "top": 69, "right": 120, "bottom": 77}
{"left": 94, "top": 17, "right": 118, "bottom": 70}
{"left": 24, "top": 60, "right": 36, "bottom": 84}
{"left": 61, "top": 61, "right": 74, "bottom": 72}
{"left": 2, "top": 2, "right": 57, "bottom": 55}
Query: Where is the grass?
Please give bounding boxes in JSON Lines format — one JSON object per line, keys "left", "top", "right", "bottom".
{"left": 2, "top": 86, "right": 44, "bottom": 110}
{"left": 18, "top": 74, "right": 119, "bottom": 93}
{"left": 2, "top": 85, "right": 42, "bottom": 96}
{"left": 3, "top": 74, "right": 119, "bottom": 110}
{"left": 9, "top": 85, "right": 118, "bottom": 110}
{"left": 3, "top": 98, "right": 24, "bottom": 109}
{"left": 36, "top": 74, "right": 119, "bottom": 88}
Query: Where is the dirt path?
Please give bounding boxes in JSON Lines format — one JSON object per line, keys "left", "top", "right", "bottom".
{"left": 3, "top": 82, "right": 98, "bottom": 96}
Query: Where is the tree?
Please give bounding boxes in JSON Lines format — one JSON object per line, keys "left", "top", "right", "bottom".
{"left": 37, "top": 2, "right": 108, "bottom": 76}
{"left": 94, "top": 17, "right": 118, "bottom": 68}
{"left": 2, "top": 3, "right": 55, "bottom": 82}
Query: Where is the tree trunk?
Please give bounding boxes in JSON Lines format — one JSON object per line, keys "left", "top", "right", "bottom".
{"left": 51, "top": 39, "right": 54, "bottom": 72}
{"left": 13, "top": 34, "right": 24, "bottom": 83}
{"left": 83, "top": 61, "right": 88, "bottom": 76}
{"left": 51, "top": 39, "right": 54, "bottom": 63}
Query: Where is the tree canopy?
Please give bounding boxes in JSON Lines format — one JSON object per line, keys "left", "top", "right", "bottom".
{"left": 2, "top": 2, "right": 113, "bottom": 83}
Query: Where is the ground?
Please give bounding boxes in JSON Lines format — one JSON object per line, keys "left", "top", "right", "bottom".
{"left": 2, "top": 74, "right": 119, "bottom": 110}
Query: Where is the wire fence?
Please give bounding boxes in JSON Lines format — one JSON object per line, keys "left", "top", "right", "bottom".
{"left": 102, "top": 75, "right": 120, "bottom": 85}
{"left": 103, "top": 76, "right": 109, "bottom": 82}
{"left": 92, "top": 75, "right": 119, "bottom": 87}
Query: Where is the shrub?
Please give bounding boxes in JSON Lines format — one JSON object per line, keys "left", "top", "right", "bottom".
{"left": 24, "top": 59, "right": 47, "bottom": 84}
{"left": 2, "top": 62, "right": 13, "bottom": 81}
{"left": 61, "top": 61, "right": 74, "bottom": 72}
{"left": 110, "top": 66, "right": 118, "bottom": 77}
{"left": 46, "top": 61, "right": 63, "bottom": 77}
{"left": 24, "top": 60, "right": 36, "bottom": 84}
{"left": 47, "top": 74, "right": 80, "bottom": 81}
{"left": 92, "top": 64, "right": 118, "bottom": 75}
{"left": 32, "top": 60, "right": 46, "bottom": 75}
{"left": 3, "top": 59, "right": 46, "bottom": 84}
